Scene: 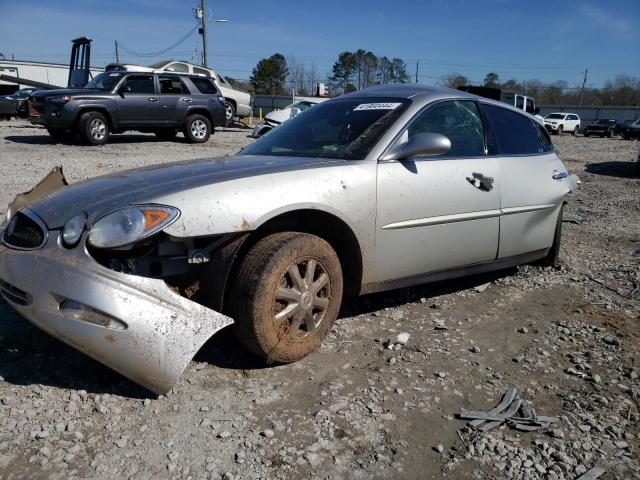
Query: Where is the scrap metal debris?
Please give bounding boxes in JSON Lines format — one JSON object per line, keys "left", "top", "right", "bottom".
{"left": 458, "top": 387, "right": 560, "bottom": 432}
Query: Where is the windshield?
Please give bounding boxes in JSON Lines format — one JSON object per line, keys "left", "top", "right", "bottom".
{"left": 596, "top": 120, "right": 612, "bottom": 125}
{"left": 287, "top": 101, "right": 316, "bottom": 111}
{"left": 85, "top": 72, "right": 124, "bottom": 91}
{"left": 545, "top": 113, "right": 564, "bottom": 119}
{"left": 241, "top": 97, "right": 410, "bottom": 160}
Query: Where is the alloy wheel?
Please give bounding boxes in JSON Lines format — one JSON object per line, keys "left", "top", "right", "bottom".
{"left": 273, "top": 258, "right": 330, "bottom": 338}
{"left": 191, "top": 119, "right": 208, "bottom": 139}
{"left": 90, "top": 119, "right": 106, "bottom": 140}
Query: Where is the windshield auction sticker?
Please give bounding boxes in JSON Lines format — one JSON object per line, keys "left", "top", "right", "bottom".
{"left": 353, "top": 102, "right": 402, "bottom": 111}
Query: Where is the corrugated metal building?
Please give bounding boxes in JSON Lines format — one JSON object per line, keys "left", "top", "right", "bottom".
{"left": 0, "top": 59, "right": 104, "bottom": 94}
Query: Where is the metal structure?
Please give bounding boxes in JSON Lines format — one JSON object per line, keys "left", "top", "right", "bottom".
{"left": 68, "top": 37, "right": 92, "bottom": 88}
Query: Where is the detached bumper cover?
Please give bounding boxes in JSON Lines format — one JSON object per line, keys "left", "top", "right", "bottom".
{"left": 0, "top": 231, "right": 233, "bottom": 394}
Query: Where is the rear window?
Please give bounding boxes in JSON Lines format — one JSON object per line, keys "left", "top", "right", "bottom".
{"left": 190, "top": 77, "right": 218, "bottom": 95}
{"left": 481, "top": 104, "right": 544, "bottom": 155}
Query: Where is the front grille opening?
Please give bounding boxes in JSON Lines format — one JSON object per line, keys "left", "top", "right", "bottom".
{"left": 3, "top": 211, "right": 46, "bottom": 250}
{"left": 0, "top": 279, "right": 33, "bottom": 306}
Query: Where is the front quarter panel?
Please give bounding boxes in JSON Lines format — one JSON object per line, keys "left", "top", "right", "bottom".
{"left": 157, "top": 160, "right": 378, "bottom": 281}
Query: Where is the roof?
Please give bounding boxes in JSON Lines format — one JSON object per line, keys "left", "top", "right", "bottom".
{"left": 339, "top": 83, "right": 474, "bottom": 100}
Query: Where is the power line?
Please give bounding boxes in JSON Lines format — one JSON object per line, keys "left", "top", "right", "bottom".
{"left": 116, "top": 26, "right": 198, "bottom": 58}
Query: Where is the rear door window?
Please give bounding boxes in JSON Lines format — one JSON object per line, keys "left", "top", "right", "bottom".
{"left": 481, "top": 104, "right": 543, "bottom": 155}
{"left": 123, "top": 75, "right": 155, "bottom": 94}
{"left": 406, "top": 100, "right": 485, "bottom": 157}
{"left": 190, "top": 77, "right": 218, "bottom": 94}
{"left": 159, "top": 76, "right": 189, "bottom": 94}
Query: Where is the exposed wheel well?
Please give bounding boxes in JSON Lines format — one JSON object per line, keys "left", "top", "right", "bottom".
{"left": 220, "top": 210, "right": 363, "bottom": 311}
{"left": 224, "top": 98, "right": 237, "bottom": 110}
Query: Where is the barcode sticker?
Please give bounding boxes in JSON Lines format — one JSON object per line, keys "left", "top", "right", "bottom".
{"left": 354, "top": 102, "right": 402, "bottom": 111}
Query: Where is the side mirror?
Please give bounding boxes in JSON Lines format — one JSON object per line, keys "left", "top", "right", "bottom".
{"left": 118, "top": 85, "right": 131, "bottom": 95}
{"left": 533, "top": 106, "right": 540, "bottom": 115}
{"left": 381, "top": 132, "right": 451, "bottom": 161}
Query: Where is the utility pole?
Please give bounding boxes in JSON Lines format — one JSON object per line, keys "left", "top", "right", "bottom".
{"left": 199, "top": 0, "right": 208, "bottom": 68}
{"left": 415, "top": 60, "right": 419, "bottom": 83}
{"left": 114, "top": 41, "right": 120, "bottom": 63}
{"left": 579, "top": 68, "right": 588, "bottom": 106}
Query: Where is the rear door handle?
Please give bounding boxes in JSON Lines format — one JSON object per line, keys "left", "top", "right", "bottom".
{"left": 466, "top": 172, "right": 494, "bottom": 191}
{"left": 180, "top": 97, "right": 192, "bottom": 103}
{"left": 552, "top": 170, "right": 568, "bottom": 180}
{"left": 148, "top": 97, "right": 158, "bottom": 102}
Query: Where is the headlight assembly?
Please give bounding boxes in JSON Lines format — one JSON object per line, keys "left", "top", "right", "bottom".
{"left": 87, "top": 205, "right": 180, "bottom": 249}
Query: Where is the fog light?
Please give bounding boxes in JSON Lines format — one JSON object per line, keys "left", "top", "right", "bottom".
{"left": 62, "top": 213, "right": 86, "bottom": 247}
{"left": 59, "top": 300, "right": 127, "bottom": 330}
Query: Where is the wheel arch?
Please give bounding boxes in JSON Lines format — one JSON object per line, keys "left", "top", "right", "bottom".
{"left": 185, "top": 108, "right": 213, "bottom": 124}
{"left": 210, "top": 208, "right": 364, "bottom": 314}
{"left": 76, "top": 107, "right": 115, "bottom": 130}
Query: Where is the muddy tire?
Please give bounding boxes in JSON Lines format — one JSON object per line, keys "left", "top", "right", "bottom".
{"left": 47, "top": 128, "right": 76, "bottom": 143}
{"left": 534, "top": 206, "right": 563, "bottom": 268}
{"left": 229, "top": 232, "right": 343, "bottom": 363}
{"left": 79, "top": 111, "right": 110, "bottom": 145}
{"left": 183, "top": 114, "right": 211, "bottom": 143}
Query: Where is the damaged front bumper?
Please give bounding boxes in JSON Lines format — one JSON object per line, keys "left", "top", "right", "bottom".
{"left": 0, "top": 230, "right": 233, "bottom": 394}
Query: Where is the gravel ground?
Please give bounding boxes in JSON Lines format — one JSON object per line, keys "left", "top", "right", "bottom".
{"left": 0, "top": 120, "right": 638, "bottom": 480}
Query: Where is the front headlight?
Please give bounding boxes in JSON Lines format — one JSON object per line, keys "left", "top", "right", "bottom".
{"left": 49, "top": 95, "right": 71, "bottom": 105}
{"left": 87, "top": 205, "right": 180, "bottom": 249}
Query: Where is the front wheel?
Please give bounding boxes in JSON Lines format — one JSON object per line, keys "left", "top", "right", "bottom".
{"left": 223, "top": 101, "right": 236, "bottom": 127}
{"left": 557, "top": 125, "right": 563, "bottom": 135}
{"left": 608, "top": 129, "right": 614, "bottom": 138}
{"left": 79, "top": 111, "right": 110, "bottom": 145}
{"left": 229, "top": 232, "right": 343, "bottom": 363}
{"left": 183, "top": 114, "right": 211, "bottom": 143}
{"left": 573, "top": 126, "right": 579, "bottom": 136}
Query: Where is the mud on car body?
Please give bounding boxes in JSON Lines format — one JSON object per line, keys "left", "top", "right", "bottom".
{"left": 0, "top": 85, "right": 579, "bottom": 394}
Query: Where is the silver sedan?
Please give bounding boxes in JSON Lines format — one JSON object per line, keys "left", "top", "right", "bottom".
{"left": 0, "top": 84, "right": 578, "bottom": 393}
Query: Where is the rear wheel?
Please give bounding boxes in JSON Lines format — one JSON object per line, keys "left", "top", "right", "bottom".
{"left": 534, "top": 206, "right": 563, "bottom": 268}
{"left": 229, "top": 232, "right": 343, "bottom": 363}
{"left": 154, "top": 129, "right": 177, "bottom": 141}
{"left": 79, "top": 111, "right": 110, "bottom": 145}
{"left": 584, "top": 131, "right": 590, "bottom": 137}
{"left": 608, "top": 129, "right": 614, "bottom": 138}
{"left": 47, "top": 128, "right": 75, "bottom": 143}
{"left": 183, "top": 114, "right": 211, "bottom": 143}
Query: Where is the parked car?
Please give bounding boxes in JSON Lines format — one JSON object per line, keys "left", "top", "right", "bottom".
{"left": 0, "top": 88, "right": 37, "bottom": 118}
{"left": 544, "top": 113, "right": 581, "bottom": 135}
{"left": 109, "top": 61, "right": 254, "bottom": 125}
{"left": 583, "top": 119, "right": 617, "bottom": 138}
{"left": 28, "top": 71, "right": 226, "bottom": 145}
{"left": 457, "top": 86, "right": 544, "bottom": 124}
{"left": 617, "top": 119, "right": 640, "bottom": 140}
{"left": 0, "top": 84, "right": 579, "bottom": 394}
{"left": 252, "top": 97, "right": 328, "bottom": 137}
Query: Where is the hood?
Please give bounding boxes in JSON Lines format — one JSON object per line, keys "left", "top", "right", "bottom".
{"left": 27, "top": 155, "right": 343, "bottom": 229}
{"left": 31, "top": 88, "right": 99, "bottom": 98}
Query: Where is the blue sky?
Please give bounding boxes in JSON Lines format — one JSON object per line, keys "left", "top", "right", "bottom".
{"left": 1, "top": 0, "right": 639, "bottom": 88}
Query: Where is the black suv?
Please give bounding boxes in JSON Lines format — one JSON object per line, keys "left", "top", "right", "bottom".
{"left": 28, "top": 71, "right": 226, "bottom": 145}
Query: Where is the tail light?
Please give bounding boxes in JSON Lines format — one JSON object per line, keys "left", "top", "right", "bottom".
{"left": 28, "top": 100, "right": 40, "bottom": 117}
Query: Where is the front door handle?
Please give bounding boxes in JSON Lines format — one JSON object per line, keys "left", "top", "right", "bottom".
{"left": 466, "top": 172, "right": 494, "bottom": 192}
{"left": 552, "top": 170, "right": 568, "bottom": 180}
{"left": 180, "top": 97, "right": 192, "bottom": 103}
{"left": 148, "top": 97, "right": 158, "bottom": 102}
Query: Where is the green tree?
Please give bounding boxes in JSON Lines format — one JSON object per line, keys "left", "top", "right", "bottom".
{"left": 390, "top": 58, "right": 409, "bottom": 83}
{"left": 250, "top": 53, "right": 289, "bottom": 95}
{"left": 483, "top": 72, "right": 500, "bottom": 88}
{"left": 329, "top": 51, "right": 357, "bottom": 93}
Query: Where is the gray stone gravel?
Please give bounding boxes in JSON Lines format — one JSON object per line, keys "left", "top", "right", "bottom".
{"left": 0, "top": 121, "right": 638, "bottom": 479}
